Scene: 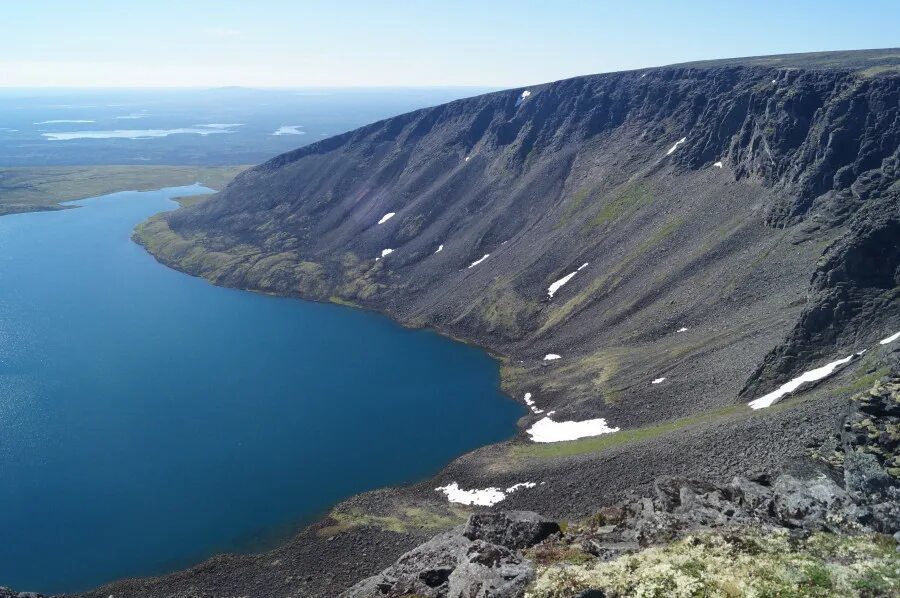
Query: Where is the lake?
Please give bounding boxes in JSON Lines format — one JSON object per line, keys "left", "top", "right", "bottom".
{"left": 0, "top": 186, "right": 522, "bottom": 593}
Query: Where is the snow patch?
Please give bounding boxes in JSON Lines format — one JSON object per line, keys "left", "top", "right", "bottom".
{"left": 435, "top": 244, "right": 443, "bottom": 253}
{"left": 544, "top": 354, "right": 562, "bottom": 361}
{"left": 380, "top": 248, "right": 394, "bottom": 258}
{"left": 464, "top": 156, "right": 470, "bottom": 162}
{"left": 435, "top": 481, "right": 535, "bottom": 506}
{"left": 748, "top": 354, "right": 855, "bottom": 410}
{"left": 377, "top": 212, "right": 395, "bottom": 224}
{"left": 547, "top": 263, "right": 588, "bottom": 298}
{"left": 677, "top": 327, "right": 688, "bottom": 333}
{"left": 666, "top": 137, "right": 687, "bottom": 156}
{"left": 506, "top": 482, "right": 536, "bottom": 492}
{"left": 713, "top": 161, "right": 723, "bottom": 168}
{"left": 468, "top": 254, "right": 489, "bottom": 268}
{"left": 880, "top": 331, "right": 900, "bottom": 345}
{"left": 527, "top": 416, "right": 620, "bottom": 443}
{"left": 652, "top": 377, "right": 666, "bottom": 384}
{"left": 515, "top": 90, "right": 532, "bottom": 107}
{"left": 523, "top": 392, "right": 543, "bottom": 414}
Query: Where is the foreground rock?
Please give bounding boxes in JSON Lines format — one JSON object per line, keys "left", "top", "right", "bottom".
{"left": 348, "top": 472, "right": 900, "bottom": 598}
{"left": 342, "top": 512, "right": 560, "bottom": 597}
{"left": 343, "top": 370, "right": 900, "bottom": 597}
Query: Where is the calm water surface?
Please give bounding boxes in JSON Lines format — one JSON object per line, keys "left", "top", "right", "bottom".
{"left": 0, "top": 186, "right": 522, "bottom": 593}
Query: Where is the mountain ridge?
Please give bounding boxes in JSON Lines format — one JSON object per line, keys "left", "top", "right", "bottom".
{"left": 117, "top": 47, "right": 900, "bottom": 597}
{"left": 138, "top": 48, "right": 899, "bottom": 432}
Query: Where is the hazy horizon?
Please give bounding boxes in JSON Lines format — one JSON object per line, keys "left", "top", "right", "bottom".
{"left": 4, "top": 0, "right": 898, "bottom": 88}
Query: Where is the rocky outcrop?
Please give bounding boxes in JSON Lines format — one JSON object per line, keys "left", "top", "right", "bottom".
{"left": 342, "top": 472, "right": 899, "bottom": 598}
{"left": 745, "top": 191, "right": 900, "bottom": 394}
{"left": 0, "top": 588, "right": 43, "bottom": 598}
{"left": 342, "top": 512, "right": 559, "bottom": 598}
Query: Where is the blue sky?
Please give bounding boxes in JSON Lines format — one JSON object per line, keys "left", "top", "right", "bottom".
{"left": 2, "top": 0, "right": 898, "bottom": 87}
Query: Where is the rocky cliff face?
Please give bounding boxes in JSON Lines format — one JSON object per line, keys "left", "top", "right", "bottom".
{"left": 138, "top": 49, "right": 900, "bottom": 431}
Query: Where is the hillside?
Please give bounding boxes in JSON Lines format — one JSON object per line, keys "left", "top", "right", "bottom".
{"left": 139, "top": 49, "right": 899, "bottom": 428}
{"left": 121, "top": 49, "right": 900, "bottom": 597}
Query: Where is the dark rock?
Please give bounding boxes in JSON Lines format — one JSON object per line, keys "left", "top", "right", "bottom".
{"left": 342, "top": 514, "right": 538, "bottom": 598}
{"left": 463, "top": 511, "right": 560, "bottom": 549}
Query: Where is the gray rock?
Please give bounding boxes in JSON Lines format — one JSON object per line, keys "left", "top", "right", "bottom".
{"left": 463, "top": 511, "right": 560, "bottom": 549}
{"left": 342, "top": 514, "right": 539, "bottom": 598}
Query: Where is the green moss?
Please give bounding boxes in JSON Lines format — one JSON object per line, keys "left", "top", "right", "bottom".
{"left": 527, "top": 542, "right": 592, "bottom": 567}
{"left": 558, "top": 185, "right": 595, "bottom": 226}
{"left": 453, "top": 277, "right": 541, "bottom": 340}
{"left": 172, "top": 193, "right": 215, "bottom": 208}
{"left": 317, "top": 505, "right": 468, "bottom": 538}
{"left": 858, "top": 65, "right": 900, "bottom": 77}
{"left": 588, "top": 181, "right": 654, "bottom": 230}
{"left": 833, "top": 362, "right": 891, "bottom": 396}
{"left": 329, "top": 295, "right": 361, "bottom": 308}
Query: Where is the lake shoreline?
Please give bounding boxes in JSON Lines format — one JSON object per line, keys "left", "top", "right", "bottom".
{"left": 84, "top": 193, "right": 863, "bottom": 597}
{"left": 0, "top": 185, "right": 521, "bottom": 595}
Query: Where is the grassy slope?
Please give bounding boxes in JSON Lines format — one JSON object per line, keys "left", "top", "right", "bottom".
{"left": 0, "top": 165, "right": 248, "bottom": 216}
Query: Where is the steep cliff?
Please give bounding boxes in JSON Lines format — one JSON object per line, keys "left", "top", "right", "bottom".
{"left": 137, "top": 49, "right": 900, "bottom": 432}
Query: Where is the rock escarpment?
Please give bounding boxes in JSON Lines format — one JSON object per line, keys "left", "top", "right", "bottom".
{"left": 138, "top": 49, "right": 900, "bottom": 430}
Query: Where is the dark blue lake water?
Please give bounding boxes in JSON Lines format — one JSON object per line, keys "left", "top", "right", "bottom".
{"left": 0, "top": 186, "right": 522, "bottom": 593}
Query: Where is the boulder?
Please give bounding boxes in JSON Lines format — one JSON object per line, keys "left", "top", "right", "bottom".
{"left": 341, "top": 512, "right": 545, "bottom": 597}
{"left": 463, "top": 511, "right": 560, "bottom": 549}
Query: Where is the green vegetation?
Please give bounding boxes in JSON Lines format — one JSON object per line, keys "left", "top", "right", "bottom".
{"left": 0, "top": 165, "right": 247, "bottom": 216}
{"left": 540, "top": 215, "right": 683, "bottom": 333}
{"left": 835, "top": 366, "right": 892, "bottom": 396}
{"left": 858, "top": 65, "right": 900, "bottom": 77}
{"left": 317, "top": 504, "right": 469, "bottom": 538}
{"left": 328, "top": 295, "right": 361, "bottom": 308}
{"left": 527, "top": 530, "right": 900, "bottom": 598}
{"left": 454, "top": 277, "right": 541, "bottom": 340}
{"left": 531, "top": 348, "right": 625, "bottom": 406}
{"left": 512, "top": 403, "right": 749, "bottom": 459}
{"left": 135, "top": 215, "right": 334, "bottom": 299}
{"left": 172, "top": 193, "right": 215, "bottom": 208}
{"left": 558, "top": 184, "right": 595, "bottom": 226}
{"left": 588, "top": 181, "right": 654, "bottom": 230}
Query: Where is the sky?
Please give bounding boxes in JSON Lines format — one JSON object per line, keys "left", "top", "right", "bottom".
{"left": 1, "top": 0, "right": 898, "bottom": 88}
